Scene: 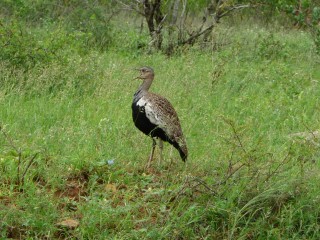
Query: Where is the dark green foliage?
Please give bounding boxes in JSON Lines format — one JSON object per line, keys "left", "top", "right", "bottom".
{"left": 0, "top": 0, "right": 114, "bottom": 71}
{"left": 0, "top": 21, "right": 56, "bottom": 70}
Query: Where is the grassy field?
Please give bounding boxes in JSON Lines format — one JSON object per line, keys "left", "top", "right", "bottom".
{"left": 1, "top": 16, "right": 320, "bottom": 239}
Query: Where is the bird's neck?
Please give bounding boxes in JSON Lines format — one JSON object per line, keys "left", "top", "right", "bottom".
{"left": 134, "top": 78, "right": 153, "bottom": 98}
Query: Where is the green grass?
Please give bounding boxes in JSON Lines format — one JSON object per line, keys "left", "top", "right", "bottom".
{"left": 1, "top": 20, "right": 320, "bottom": 239}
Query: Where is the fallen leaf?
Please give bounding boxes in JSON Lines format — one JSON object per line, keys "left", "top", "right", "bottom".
{"left": 56, "top": 218, "right": 79, "bottom": 229}
{"left": 104, "top": 183, "right": 117, "bottom": 193}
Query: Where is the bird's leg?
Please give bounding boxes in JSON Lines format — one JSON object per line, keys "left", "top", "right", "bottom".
{"left": 146, "top": 138, "right": 156, "bottom": 169}
{"left": 169, "top": 146, "right": 174, "bottom": 167}
{"left": 158, "top": 139, "right": 163, "bottom": 166}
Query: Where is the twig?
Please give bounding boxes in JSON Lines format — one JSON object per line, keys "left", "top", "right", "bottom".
{"left": 169, "top": 177, "right": 190, "bottom": 202}
{"left": 213, "top": 162, "right": 246, "bottom": 187}
{"left": 179, "top": 24, "right": 215, "bottom": 45}
{"left": 115, "top": 0, "right": 145, "bottom": 16}
{"left": 192, "top": 177, "right": 216, "bottom": 195}
{"left": 302, "top": 121, "right": 318, "bottom": 141}
{"left": 20, "top": 153, "right": 38, "bottom": 186}
{"left": 218, "top": 4, "right": 252, "bottom": 19}
{"left": 154, "top": 14, "right": 167, "bottom": 34}
{"left": 164, "top": 1, "right": 251, "bottom": 48}
{"left": 17, "top": 148, "right": 22, "bottom": 185}
{"left": 264, "top": 146, "right": 291, "bottom": 182}
{"left": 222, "top": 117, "right": 247, "bottom": 154}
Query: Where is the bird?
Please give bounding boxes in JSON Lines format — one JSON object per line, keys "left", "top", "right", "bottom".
{"left": 132, "top": 66, "right": 188, "bottom": 168}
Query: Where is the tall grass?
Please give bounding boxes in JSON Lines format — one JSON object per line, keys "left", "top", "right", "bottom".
{"left": 1, "top": 14, "right": 320, "bottom": 239}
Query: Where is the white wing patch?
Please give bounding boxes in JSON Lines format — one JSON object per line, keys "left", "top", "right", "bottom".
{"left": 145, "top": 103, "right": 161, "bottom": 125}
{"left": 137, "top": 97, "right": 147, "bottom": 107}
{"left": 137, "top": 97, "right": 162, "bottom": 126}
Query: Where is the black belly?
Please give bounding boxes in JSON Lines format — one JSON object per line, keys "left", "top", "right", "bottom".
{"left": 132, "top": 102, "right": 169, "bottom": 142}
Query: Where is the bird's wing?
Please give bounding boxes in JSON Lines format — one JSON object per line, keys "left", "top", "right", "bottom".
{"left": 147, "top": 93, "right": 184, "bottom": 140}
{"left": 136, "top": 96, "right": 162, "bottom": 126}
{"left": 139, "top": 92, "right": 188, "bottom": 158}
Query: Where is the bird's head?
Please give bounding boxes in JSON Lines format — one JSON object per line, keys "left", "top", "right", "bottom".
{"left": 135, "top": 66, "right": 154, "bottom": 80}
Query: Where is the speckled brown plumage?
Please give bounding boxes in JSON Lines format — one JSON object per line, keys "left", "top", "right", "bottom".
{"left": 132, "top": 66, "right": 188, "bottom": 166}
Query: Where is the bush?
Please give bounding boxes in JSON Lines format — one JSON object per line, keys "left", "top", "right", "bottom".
{"left": 0, "top": 21, "right": 56, "bottom": 70}
{"left": 0, "top": 0, "right": 115, "bottom": 61}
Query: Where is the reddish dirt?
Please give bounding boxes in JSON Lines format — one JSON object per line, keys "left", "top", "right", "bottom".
{"left": 54, "top": 171, "right": 90, "bottom": 201}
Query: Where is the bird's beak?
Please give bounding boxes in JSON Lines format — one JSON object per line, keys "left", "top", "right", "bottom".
{"left": 133, "top": 68, "right": 142, "bottom": 80}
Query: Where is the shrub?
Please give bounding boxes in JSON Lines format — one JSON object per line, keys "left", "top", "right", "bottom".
{"left": 0, "top": 21, "right": 55, "bottom": 70}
